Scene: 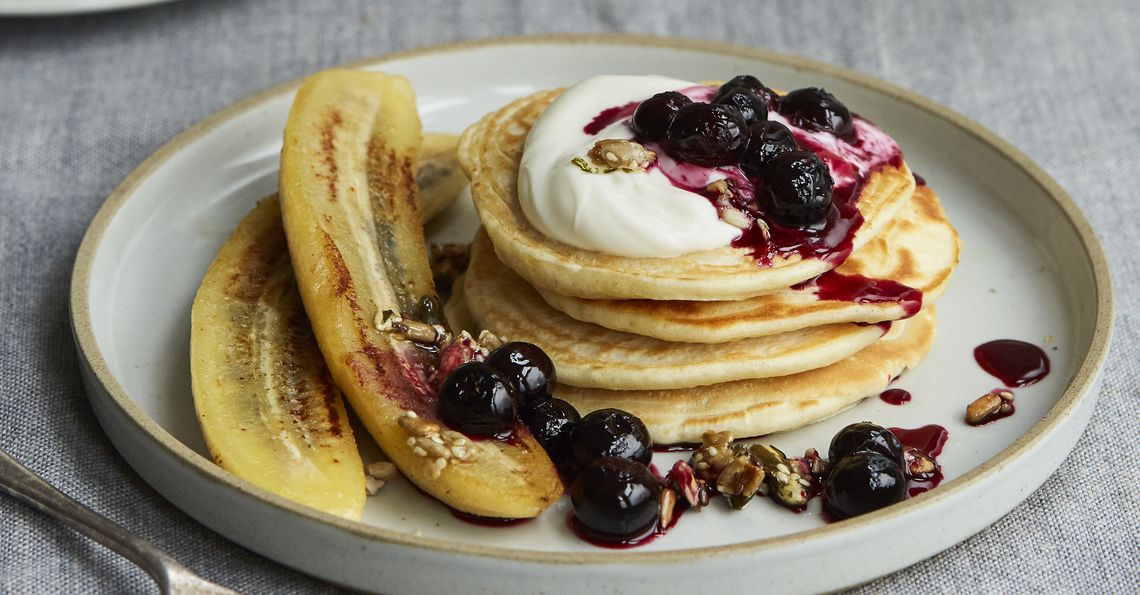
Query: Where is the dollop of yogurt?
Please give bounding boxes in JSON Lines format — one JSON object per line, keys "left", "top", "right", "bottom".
{"left": 518, "top": 75, "right": 741, "bottom": 258}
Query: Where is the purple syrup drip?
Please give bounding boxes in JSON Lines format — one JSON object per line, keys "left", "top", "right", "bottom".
{"left": 973, "top": 340, "right": 1051, "bottom": 388}
{"left": 889, "top": 424, "right": 948, "bottom": 496}
{"left": 583, "top": 100, "right": 640, "bottom": 135}
{"left": 724, "top": 179, "right": 864, "bottom": 266}
{"left": 794, "top": 271, "right": 924, "bottom": 317}
{"left": 879, "top": 388, "right": 912, "bottom": 405}
{"left": 889, "top": 425, "right": 949, "bottom": 458}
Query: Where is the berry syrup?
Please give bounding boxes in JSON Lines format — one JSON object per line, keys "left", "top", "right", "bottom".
{"left": 566, "top": 509, "right": 682, "bottom": 550}
{"left": 584, "top": 85, "right": 903, "bottom": 269}
{"left": 583, "top": 101, "right": 640, "bottom": 135}
{"left": 974, "top": 340, "right": 1051, "bottom": 387}
{"left": 888, "top": 424, "right": 949, "bottom": 497}
{"left": 793, "top": 271, "right": 923, "bottom": 317}
{"left": 879, "top": 388, "right": 912, "bottom": 405}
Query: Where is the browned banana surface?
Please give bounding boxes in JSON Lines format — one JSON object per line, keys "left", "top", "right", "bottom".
{"left": 191, "top": 195, "right": 365, "bottom": 519}
{"left": 280, "top": 69, "right": 561, "bottom": 518}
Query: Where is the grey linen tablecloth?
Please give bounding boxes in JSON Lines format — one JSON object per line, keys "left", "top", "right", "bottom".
{"left": 1, "top": 0, "right": 1137, "bottom": 592}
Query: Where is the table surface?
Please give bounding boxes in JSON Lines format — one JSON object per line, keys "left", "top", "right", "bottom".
{"left": 1, "top": 0, "right": 1137, "bottom": 593}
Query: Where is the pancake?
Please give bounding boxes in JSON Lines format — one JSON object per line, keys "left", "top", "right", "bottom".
{"left": 556, "top": 307, "right": 936, "bottom": 444}
{"left": 537, "top": 184, "right": 959, "bottom": 342}
{"left": 463, "top": 232, "right": 890, "bottom": 390}
{"left": 458, "top": 88, "right": 916, "bottom": 301}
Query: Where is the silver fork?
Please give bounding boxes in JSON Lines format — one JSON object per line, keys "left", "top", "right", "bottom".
{"left": 0, "top": 449, "right": 237, "bottom": 594}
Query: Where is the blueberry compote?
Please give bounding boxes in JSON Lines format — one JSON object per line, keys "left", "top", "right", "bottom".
{"left": 520, "top": 398, "right": 580, "bottom": 468}
{"left": 759, "top": 151, "right": 835, "bottom": 226}
{"left": 665, "top": 102, "right": 750, "bottom": 166}
{"left": 570, "top": 457, "right": 661, "bottom": 546}
{"left": 570, "top": 408, "right": 653, "bottom": 472}
{"left": 777, "top": 87, "right": 856, "bottom": 141}
{"left": 740, "top": 121, "right": 798, "bottom": 176}
{"left": 974, "top": 340, "right": 1051, "bottom": 387}
{"left": 828, "top": 422, "right": 905, "bottom": 468}
{"left": 629, "top": 91, "right": 692, "bottom": 141}
{"left": 823, "top": 451, "right": 906, "bottom": 520}
{"left": 437, "top": 362, "right": 516, "bottom": 436}
{"left": 485, "top": 341, "right": 556, "bottom": 409}
{"left": 821, "top": 422, "right": 950, "bottom": 520}
{"left": 720, "top": 74, "right": 779, "bottom": 107}
{"left": 586, "top": 77, "right": 904, "bottom": 273}
{"left": 712, "top": 87, "right": 768, "bottom": 125}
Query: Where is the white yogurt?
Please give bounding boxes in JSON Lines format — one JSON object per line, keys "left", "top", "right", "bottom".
{"left": 518, "top": 75, "right": 741, "bottom": 258}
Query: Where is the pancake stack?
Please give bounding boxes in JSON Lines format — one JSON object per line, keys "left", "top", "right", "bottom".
{"left": 454, "top": 89, "right": 960, "bottom": 444}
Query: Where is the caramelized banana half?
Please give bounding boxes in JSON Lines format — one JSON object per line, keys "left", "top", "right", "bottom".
{"left": 191, "top": 195, "right": 365, "bottom": 519}
{"left": 279, "top": 69, "right": 561, "bottom": 518}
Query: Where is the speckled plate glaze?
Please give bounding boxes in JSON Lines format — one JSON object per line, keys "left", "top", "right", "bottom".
{"left": 70, "top": 35, "right": 1113, "bottom": 594}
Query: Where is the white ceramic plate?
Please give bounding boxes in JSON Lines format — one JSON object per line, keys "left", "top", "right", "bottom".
{"left": 70, "top": 36, "right": 1113, "bottom": 594}
{"left": 0, "top": 0, "right": 176, "bottom": 16}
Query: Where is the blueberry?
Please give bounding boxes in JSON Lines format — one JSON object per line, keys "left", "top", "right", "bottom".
{"left": 759, "top": 150, "right": 833, "bottom": 226}
{"left": 719, "top": 75, "right": 779, "bottom": 107}
{"left": 438, "top": 362, "right": 516, "bottom": 436}
{"left": 571, "top": 457, "right": 660, "bottom": 542}
{"left": 776, "top": 87, "right": 855, "bottom": 141}
{"left": 571, "top": 408, "right": 653, "bottom": 471}
{"left": 740, "top": 121, "right": 799, "bottom": 176}
{"left": 823, "top": 451, "right": 906, "bottom": 520}
{"left": 665, "top": 102, "right": 750, "bottom": 167}
{"left": 484, "top": 341, "right": 556, "bottom": 410}
{"left": 629, "top": 91, "right": 692, "bottom": 142}
{"left": 712, "top": 87, "right": 768, "bottom": 126}
{"left": 520, "top": 398, "right": 580, "bottom": 467}
{"left": 828, "top": 422, "right": 904, "bottom": 468}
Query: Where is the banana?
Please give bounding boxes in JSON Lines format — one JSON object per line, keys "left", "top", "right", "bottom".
{"left": 279, "top": 69, "right": 562, "bottom": 518}
{"left": 190, "top": 194, "right": 365, "bottom": 519}
{"left": 416, "top": 132, "right": 466, "bottom": 222}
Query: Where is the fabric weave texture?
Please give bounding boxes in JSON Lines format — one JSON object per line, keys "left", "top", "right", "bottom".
{"left": 1, "top": 0, "right": 1137, "bottom": 592}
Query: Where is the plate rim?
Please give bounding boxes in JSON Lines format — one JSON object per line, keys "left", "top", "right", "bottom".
{"left": 69, "top": 32, "right": 1115, "bottom": 564}
{"left": 0, "top": 0, "right": 176, "bottom": 17}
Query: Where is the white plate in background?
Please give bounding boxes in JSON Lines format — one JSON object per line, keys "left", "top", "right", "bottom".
{"left": 0, "top": 0, "right": 176, "bottom": 16}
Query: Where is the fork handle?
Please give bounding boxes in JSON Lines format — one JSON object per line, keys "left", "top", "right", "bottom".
{"left": 0, "top": 449, "right": 183, "bottom": 591}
